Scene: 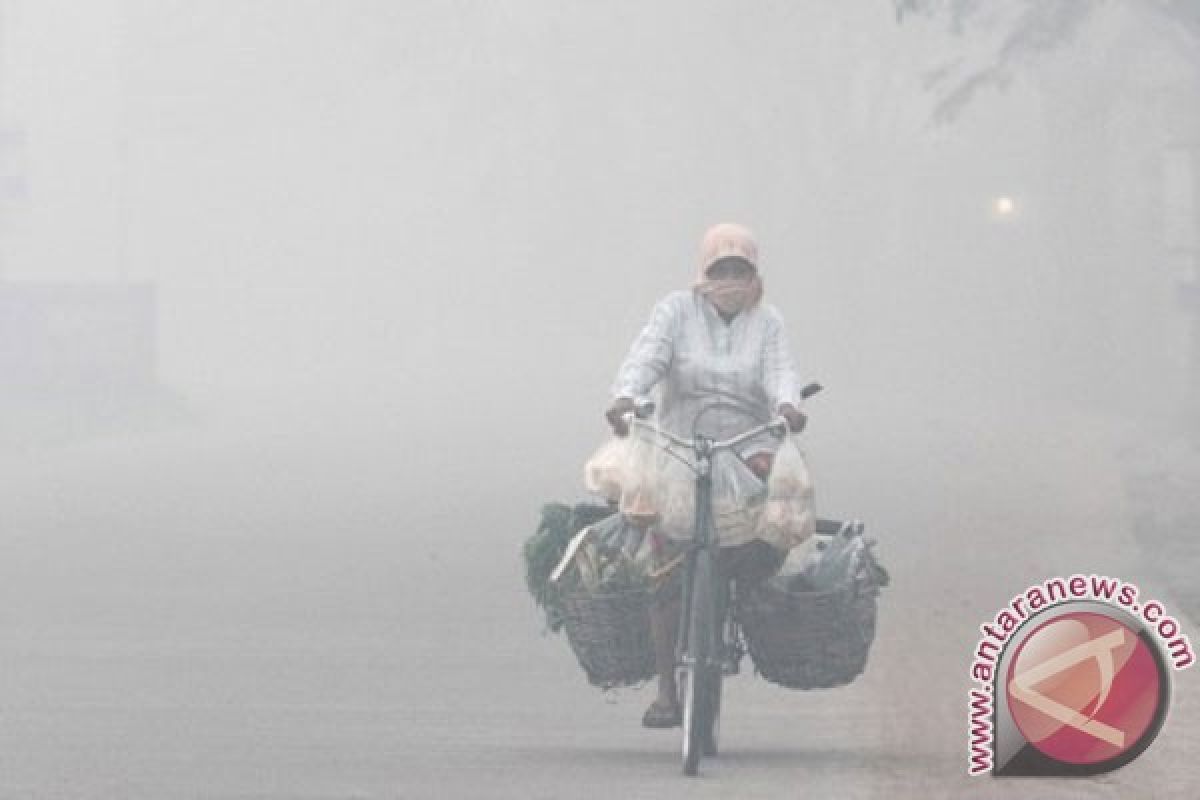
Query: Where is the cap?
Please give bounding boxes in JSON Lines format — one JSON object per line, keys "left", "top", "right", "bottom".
{"left": 699, "top": 223, "right": 758, "bottom": 275}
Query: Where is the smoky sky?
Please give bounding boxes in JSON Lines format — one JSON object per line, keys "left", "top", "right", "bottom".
{"left": 2, "top": 1, "right": 1197, "bottom": 473}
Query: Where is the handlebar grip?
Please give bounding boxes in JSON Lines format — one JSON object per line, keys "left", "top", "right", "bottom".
{"left": 800, "top": 382, "right": 823, "bottom": 400}
{"left": 815, "top": 518, "right": 842, "bottom": 535}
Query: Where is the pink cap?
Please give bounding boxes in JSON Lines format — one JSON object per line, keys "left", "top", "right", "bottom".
{"left": 699, "top": 223, "right": 758, "bottom": 276}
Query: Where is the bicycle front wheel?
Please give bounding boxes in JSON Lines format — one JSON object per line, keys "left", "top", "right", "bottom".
{"left": 703, "top": 674, "right": 722, "bottom": 757}
{"left": 681, "top": 548, "right": 719, "bottom": 776}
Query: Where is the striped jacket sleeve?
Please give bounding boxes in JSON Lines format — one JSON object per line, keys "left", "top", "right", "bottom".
{"left": 762, "top": 307, "right": 803, "bottom": 412}
{"left": 610, "top": 295, "right": 678, "bottom": 399}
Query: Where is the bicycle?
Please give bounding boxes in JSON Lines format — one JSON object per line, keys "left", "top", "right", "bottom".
{"left": 624, "top": 382, "right": 822, "bottom": 776}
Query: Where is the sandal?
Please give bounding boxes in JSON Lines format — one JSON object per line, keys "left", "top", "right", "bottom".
{"left": 642, "top": 698, "right": 682, "bottom": 729}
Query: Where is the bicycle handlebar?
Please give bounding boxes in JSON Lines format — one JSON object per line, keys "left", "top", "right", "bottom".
{"left": 624, "top": 413, "right": 789, "bottom": 452}
{"left": 621, "top": 381, "right": 820, "bottom": 452}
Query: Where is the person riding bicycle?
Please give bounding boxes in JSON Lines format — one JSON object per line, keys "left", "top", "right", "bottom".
{"left": 604, "top": 222, "right": 809, "bottom": 728}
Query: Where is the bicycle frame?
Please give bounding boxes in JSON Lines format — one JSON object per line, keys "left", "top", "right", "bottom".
{"left": 627, "top": 411, "right": 788, "bottom": 774}
{"left": 676, "top": 431, "right": 715, "bottom": 665}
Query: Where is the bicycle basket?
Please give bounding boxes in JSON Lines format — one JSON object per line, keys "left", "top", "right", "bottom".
{"left": 559, "top": 585, "right": 657, "bottom": 690}
{"left": 735, "top": 554, "right": 883, "bottom": 690}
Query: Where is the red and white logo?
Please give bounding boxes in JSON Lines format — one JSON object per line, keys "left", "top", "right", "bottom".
{"left": 1005, "top": 610, "right": 1166, "bottom": 769}
{"left": 969, "top": 578, "right": 1190, "bottom": 777}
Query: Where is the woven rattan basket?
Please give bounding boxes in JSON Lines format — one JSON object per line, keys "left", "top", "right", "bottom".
{"left": 560, "top": 586, "right": 657, "bottom": 689}
{"left": 736, "top": 568, "right": 880, "bottom": 690}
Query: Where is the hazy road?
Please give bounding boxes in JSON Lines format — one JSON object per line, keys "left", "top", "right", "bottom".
{"left": 2, "top": 410, "right": 1197, "bottom": 799}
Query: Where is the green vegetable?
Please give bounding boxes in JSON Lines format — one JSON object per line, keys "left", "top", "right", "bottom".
{"left": 523, "top": 501, "right": 617, "bottom": 632}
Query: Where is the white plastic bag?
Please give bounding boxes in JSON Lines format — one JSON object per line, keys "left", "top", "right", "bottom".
{"left": 756, "top": 434, "right": 816, "bottom": 549}
{"left": 653, "top": 449, "right": 696, "bottom": 540}
{"left": 618, "top": 427, "right": 662, "bottom": 527}
{"left": 619, "top": 427, "right": 696, "bottom": 535}
{"left": 709, "top": 450, "right": 769, "bottom": 543}
{"left": 582, "top": 429, "right": 696, "bottom": 537}
{"left": 583, "top": 437, "right": 633, "bottom": 503}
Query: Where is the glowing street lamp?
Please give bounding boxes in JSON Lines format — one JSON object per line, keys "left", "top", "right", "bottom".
{"left": 993, "top": 196, "right": 1016, "bottom": 217}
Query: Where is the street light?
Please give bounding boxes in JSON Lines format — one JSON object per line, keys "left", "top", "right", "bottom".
{"left": 992, "top": 196, "right": 1016, "bottom": 217}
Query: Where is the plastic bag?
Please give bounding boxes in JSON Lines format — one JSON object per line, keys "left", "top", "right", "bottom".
{"left": 591, "top": 511, "right": 657, "bottom": 580}
{"left": 709, "top": 450, "right": 769, "bottom": 543}
{"left": 770, "top": 521, "right": 890, "bottom": 594}
{"left": 756, "top": 434, "right": 816, "bottom": 549}
{"left": 653, "top": 452, "right": 696, "bottom": 540}
{"left": 619, "top": 426, "right": 695, "bottom": 535}
{"left": 583, "top": 426, "right": 697, "bottom": 537}
{"left": 583, "top": 437, "right": 634, "bottom": 503}
{"left": 583, "top": 425, "right": 806, "bottom": 545}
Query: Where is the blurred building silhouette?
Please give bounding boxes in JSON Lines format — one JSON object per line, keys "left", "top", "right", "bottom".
{"left": 0, "top": 281, "right": 157, "bottom": 393}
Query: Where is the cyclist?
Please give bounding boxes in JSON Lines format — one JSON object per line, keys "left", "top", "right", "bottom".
{"left": 604, "top": 222, "right": 809, "bottom": 727}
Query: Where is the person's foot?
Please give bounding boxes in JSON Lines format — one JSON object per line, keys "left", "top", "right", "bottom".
{"left": 641, "top": 698, "right": 682, "bottom": 728}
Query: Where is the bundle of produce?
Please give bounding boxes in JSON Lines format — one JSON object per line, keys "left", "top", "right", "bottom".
{"left": 525, "top": 505, "right": 659, "bottom": 689}
{"left": 558, "top": 586, "right": 656, "bottom": 689}
{"left": 523, "top": 501, "right": 617, "bottom": 632}
{"left": 736, "top": 522, "right": 890, "bottom": 690}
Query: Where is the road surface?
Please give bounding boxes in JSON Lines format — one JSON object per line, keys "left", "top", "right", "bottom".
{"left": 1, "top": 408, "right": 1196, "bottom": 798}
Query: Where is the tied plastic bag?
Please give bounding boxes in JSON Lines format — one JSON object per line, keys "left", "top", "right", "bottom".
{"left": 769, "top": 520, "right": 890, "bottom": 594}
{"left": 582, "top": 428, "right": 695, "bottom": 537}
{"left": 653, "top": 451, "right": 696, "bottom": 540}
{"left": 709, "top": 450, "right": 769, "bottom": 543}
{"left": 756, "top": 434, "right": 816, "bottom": 549}
{"left": 619, "top": 426, "right": 695, "bottom": 534}
{"left": 583, "top": 437, "right": 633, "bottom": 503}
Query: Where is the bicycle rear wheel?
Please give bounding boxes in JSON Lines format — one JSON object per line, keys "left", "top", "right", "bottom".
{"left": 681, "top": 548, "right": 718, "bottom": 776}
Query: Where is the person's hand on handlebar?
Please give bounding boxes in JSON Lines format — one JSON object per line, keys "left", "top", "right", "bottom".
{"left": 777, "top": 403, "right": 807, "bottom": 433}
{"left": 605, "top": 397, "right": 636, "bottom": 437}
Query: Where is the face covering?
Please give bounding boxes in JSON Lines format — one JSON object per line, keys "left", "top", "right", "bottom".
{"left": 697, "top": 277, "right": 753, "bottom": 314}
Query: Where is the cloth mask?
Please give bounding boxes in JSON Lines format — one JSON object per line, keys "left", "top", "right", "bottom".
{"left": 696, "top": 276, "right": 757, "bottom": 314}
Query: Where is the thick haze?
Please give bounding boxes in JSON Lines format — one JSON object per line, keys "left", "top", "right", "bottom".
{"left": 2, "top": 3, "right": 1200, "bottom": 796}
{"left": 0, "top": 0, "right": 1195, "bottom": 506}
{"left": 3, "top": 3, "right": 1192, "bottom": 418}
